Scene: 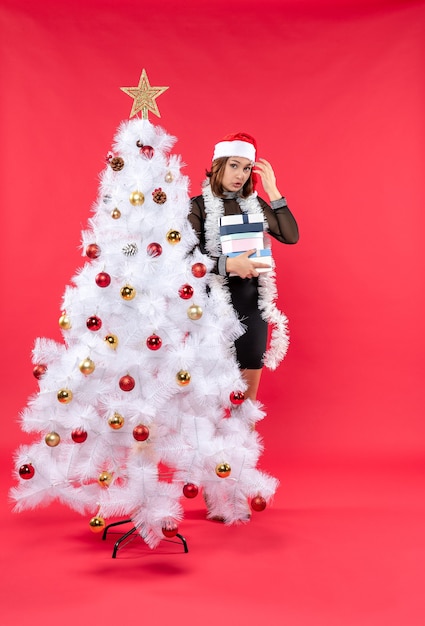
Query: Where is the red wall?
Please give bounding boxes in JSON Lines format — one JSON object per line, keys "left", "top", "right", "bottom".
{"left": 1, "top": 0, "right": 424, "bottom": 469}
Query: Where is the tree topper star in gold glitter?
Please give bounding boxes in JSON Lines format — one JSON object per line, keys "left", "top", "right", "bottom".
{"left": 120, "top": 69, "right": 169, "bottom": 119}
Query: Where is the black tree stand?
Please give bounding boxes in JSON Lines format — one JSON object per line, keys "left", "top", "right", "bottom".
{"left": 102, "top": 518, "right": 189, "bottom": 558}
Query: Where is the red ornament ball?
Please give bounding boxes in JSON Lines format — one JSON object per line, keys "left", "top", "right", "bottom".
{"left": 140, "top": 145, "right": 155, "bottom": 159}
{"left": 183, "top": 483, "right": 199, "bottom": 499}
{"left": 251, "top": 496, "right": 267, "bottom": 512}
{"left": 178, "top": 284, "right": 194, "bottom": 300}
{"left": 85, "top": 243, "right": 101, "bottom": 259}
{"left": 162, "top": 520, "right": 179, "bottom": 538}
{"left": 230, "top": 390, "right": 245, "bottom": 405}
{"left": 119, "top": 374, "right": 135, "bottom": 391}
{"left": 191, "top": 262, "right": 207, "bottom": 278}
{"left": 133, "top": 424, "right": 150, "bottom": 442}
{"left": 71, "top": 428, "right": 88, "bottom": 443}
{"left": 146, "top": 242, "right": 162, "bottom": 257}
{"left": 86, "top": 315, "right": 102, "bottom": 331}
{"left": 95, "top": 272, "right": 111, "bottom": 288}
{"left": 146, "top": 334, "right": 162, "bottom": 350}
{"left": 19, "top": 463, "right": 35, "bottom": 480}
{"left": 33, "top": 363, "right": 47, "bottom": 379}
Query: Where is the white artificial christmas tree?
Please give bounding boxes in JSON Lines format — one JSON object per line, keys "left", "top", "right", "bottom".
{"left": 11, "top": 70, "right": 278, "bottom": 549}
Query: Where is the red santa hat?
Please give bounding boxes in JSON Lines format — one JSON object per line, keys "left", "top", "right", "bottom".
{"left": 212, "top": 132, "right": 257, "bottom": 163}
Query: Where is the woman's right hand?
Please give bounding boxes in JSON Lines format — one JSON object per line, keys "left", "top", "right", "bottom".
{"left": 225, "top": 249, "right": 270, "bottom": 279}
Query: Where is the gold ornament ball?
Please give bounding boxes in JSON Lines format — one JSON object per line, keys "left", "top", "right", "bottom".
{"left": 216, "top": 462, "right": 231, "bottom": 478}
{"left": 166, "top": 229, "right": 181, "bottom": 244}
{"left": 59, "top": 313, "right": 72, "bottom": 330}
{"left": 111, "top": 208, "right": 121, "bottom": 219}
{"left": 45, "top": 432, "right": 60, "bottom": 447}
{"left": 98, "top": 471, "right": 113, "bottom": 488}
{"left": 108, "top": 412, "right": 124, "bottom": 429}
{"left": 176, "top": 370, "right": 191, "bottom": 386}
{"left": 104, "top": 334, "right": 119, "bottom": 349}
{"left": 57, "top": 388, "right": 73, "bottom": 404}
{"left": 120, "top": 285, "right": 136, "bottom": 300}
{"left": 129, "top": 190, "right": 145, "bottom": 206}
{"left": 187, "top": 304, "right": 203, "bottom": 320}
{"left": 165, "top": 171, "right": 174, "bottom": 183}
{"left": 89, "top": 516, "right": 106, "bottom": 533}
{"left": 79, "top": 357, "right": 95, "bottom": 375}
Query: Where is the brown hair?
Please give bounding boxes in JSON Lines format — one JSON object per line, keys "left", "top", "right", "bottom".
{"left": 206, "top": 157, "right": 254, "bottom": 199}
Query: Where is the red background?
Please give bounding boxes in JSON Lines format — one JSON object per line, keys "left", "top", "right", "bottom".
{"left": 1, "top": 1, "right": 424, "bottom": 624}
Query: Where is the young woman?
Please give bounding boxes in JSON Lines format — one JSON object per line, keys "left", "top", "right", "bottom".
{"left": 189, "top": 132, "right": 299, "bottom": 402}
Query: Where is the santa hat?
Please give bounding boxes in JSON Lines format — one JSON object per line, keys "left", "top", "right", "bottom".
{"left": 212, "top": 132, "right": 257, "bottom": 163}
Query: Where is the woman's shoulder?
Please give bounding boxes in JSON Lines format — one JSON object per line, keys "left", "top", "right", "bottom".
{"left": 190, "top": 194, "right": 205, "bottom": 209}
{"left": 256, "top": 195, "right": 269, "bottom": 207}
{"left": 190, "top": 195, "right": 206, "bottom": 217}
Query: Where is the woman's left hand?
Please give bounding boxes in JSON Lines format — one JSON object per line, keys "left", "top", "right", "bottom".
{"left": 253, "top": 158, "right": 282, "bottom": 201}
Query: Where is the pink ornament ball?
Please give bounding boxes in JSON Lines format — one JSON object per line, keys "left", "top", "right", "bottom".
{"left": 191, "top": 263, "right": 207, "bottom": 278}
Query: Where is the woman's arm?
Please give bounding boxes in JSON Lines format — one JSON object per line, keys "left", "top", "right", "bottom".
{"left": 254, "top": 158, "right": 299, "bottom": 244}
{"left": 189, "top": 197, "right": 224, "bottom": 273}
{"left": 188, "top": 197, "right": 205, "bottom": 247}
{"left": 260, "top": 199, "right": 299, "bottom": 244}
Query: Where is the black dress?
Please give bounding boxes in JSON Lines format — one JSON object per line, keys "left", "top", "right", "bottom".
{"left": 189, "top": 193, "right": 298, "bottom": 369}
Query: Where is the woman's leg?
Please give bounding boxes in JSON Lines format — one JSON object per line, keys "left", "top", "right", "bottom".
{"left": 241, "top": 368, "right": 263, "bottom": 402}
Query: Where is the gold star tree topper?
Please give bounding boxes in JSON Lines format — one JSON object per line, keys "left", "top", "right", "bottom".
{"left": 120, "top": 69, "right": 169, "bottom": 119}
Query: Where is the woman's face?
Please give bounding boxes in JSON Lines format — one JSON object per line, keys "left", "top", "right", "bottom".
{"left": 221, "top": 157, "right": 253, "bottom": 193}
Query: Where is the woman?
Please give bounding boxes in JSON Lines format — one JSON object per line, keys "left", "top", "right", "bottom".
{"left": 189, "top": 132, "right": 299, "bottom": 402}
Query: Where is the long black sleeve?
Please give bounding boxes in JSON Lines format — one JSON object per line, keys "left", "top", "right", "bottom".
{"left": 257, "top": 197, "right": 299, "bottom": 244}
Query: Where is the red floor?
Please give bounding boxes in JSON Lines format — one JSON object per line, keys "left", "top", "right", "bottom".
{"left": 2, "top": 456, "right": 424, "bottom": 626}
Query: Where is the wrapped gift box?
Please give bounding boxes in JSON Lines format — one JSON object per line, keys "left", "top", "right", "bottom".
{"left": 220, "top": 214, "right": 265, "bottom": 226}
{"left": 220, "top": 214, "right": 273, "bottom": 274}
{"left": 220, "top": 231, "right": 264, "bottom": 254}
